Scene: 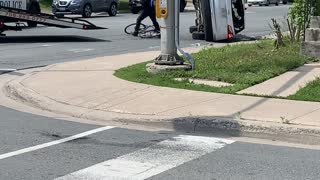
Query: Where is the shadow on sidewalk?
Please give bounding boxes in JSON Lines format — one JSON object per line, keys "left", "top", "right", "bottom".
{"left": 235, "top": 65, "right": 320, "bottom": 121}
{"left": 169, "top": 66, "right": 320, "bottom": 140}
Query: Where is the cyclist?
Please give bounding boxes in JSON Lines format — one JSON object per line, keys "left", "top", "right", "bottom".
{"left": 133, "top": 0, "right": 160, "bottom": 36}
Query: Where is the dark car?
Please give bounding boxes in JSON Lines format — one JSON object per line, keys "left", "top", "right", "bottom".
{"left": 52, "top": 0, "right": 119, "bottom": 18}
{"left": 129, "top": 0, "right": 187, "bottom": 14}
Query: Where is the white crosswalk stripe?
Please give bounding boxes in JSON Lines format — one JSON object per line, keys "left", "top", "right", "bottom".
{"left": 55, "top": 135, "right": 234, "bottom": 180}
{"left": 0, "top": 126, "right": 114, "bottom": 160}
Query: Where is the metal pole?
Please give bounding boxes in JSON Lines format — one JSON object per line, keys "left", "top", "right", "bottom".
{"left": 175, "top": 0, "right": 180, "bottom": 45}
{"left": 175, "top": 0, "right": 195, "bottom": 69}
{"left": 155, "top": 0, "right": 183, "bottom": 65}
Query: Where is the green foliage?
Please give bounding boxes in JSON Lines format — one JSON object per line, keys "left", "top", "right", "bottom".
{"left": 288, "top": 0, "right": 316, "bottom": 40}
{"left": 315, "top": 1, "right": 320, "bottom": 16}
{"left": 119, "top": 0, "right": 130, "bottom": 11}
{"left": 40, "top": 0, "right": 53, "bottom": 12}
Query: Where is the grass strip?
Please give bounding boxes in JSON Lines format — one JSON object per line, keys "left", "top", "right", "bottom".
{"left": 115, "top": 40, "right": 314, "bottom": 94}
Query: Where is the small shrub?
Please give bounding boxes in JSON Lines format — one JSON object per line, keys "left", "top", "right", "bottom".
{"left": 270, "top": 18, "right": 285, "bottom": 49}
{"left": 315, "top": 1, "right": 320, "bottom": 16}
{"left": 288, "top": 0, "right": 315, "bottom": 41}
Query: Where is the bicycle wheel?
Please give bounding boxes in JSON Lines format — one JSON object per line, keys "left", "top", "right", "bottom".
{"left": 124, "top": 23, "right": 147, "bottom": 35}
{"left": 143, "top": 25, "right": 155, "bottom": 32}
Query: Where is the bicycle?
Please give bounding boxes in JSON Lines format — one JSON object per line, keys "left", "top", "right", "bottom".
{"left": 124, "top": 23, "right": 160, "bottom": 38}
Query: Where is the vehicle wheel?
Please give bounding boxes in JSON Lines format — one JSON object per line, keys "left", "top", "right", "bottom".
{"left": 108, "top": 2, "right": 117, "bottom": 16}
{"left": 283, "top": 0, "right": 287, "bottom": 4}
{"left": 27, "top": 3, "right": 40, "bottom": 27}
{"left": 82, "top": 4, "right": 92, "bottom": 18}
{"left": 201, "top": 0, "right": 213, "bottom": 41}
{"left": 189, "top": 26, "right": 197, "bottom": 33}
{"left": 275, "top": 1, "right": 279, "bottom": 6}
{"left": 130, "top": 7, "right": 141, "bottom": 14}
{"left": 192, "top": 32, "right": 205, "bottom": 40}
{"left": 248, "top": 4, "right": 252, "bottom": 6}
{"left": 180, "top": 0, "right": 186, "bottom": 12}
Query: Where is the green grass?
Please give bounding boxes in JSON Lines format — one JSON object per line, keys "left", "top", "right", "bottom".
{"left": 288, "top": 78, "right": 320, "bottom": 102}
{"left": 115, "top": 40, "right": 314, "bottom": 94}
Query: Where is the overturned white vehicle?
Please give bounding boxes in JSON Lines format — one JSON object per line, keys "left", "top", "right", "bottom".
{"left": 191, "top": 0, "right": 246, "bottom": 41}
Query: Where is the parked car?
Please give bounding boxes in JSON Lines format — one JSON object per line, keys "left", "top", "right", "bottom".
{"left": 52, "top": 0, "right": 119, "bottom": 18}
{"left": 129, "top": 0, "right": 187, "bottom": 14}
{"left": 247, "top": 0, "right": 280, "bottom": 6}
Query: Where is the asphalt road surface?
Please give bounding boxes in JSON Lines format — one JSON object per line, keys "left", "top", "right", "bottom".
{"left": 0, "top": 105, "right": 320, "bottom": 180}
{"left": 0, "top": 5, "right": 290, "bottom": 70}
{"left": 2, "top": 4, "right": 319, "bottom": 180}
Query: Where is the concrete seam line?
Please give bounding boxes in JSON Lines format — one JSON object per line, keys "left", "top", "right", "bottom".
{"left": 0, "top": 126, "right": 114, "bottom": 160}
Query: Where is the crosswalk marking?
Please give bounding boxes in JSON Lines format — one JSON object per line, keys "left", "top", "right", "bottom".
{"left": 56, "top": 135, "right": 234, "bottom": 180}
{"left": 0, "top": 126, "right": 114, "bottom": 160}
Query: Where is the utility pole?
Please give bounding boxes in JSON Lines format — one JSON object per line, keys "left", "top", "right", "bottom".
{"left": 147, "top": 0, "right": 194, "bottom": 74}
{"left": 155, "top": 0, "right": 183, "bottom": 65}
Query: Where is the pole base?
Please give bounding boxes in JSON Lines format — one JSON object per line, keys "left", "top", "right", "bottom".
{"left": 146, "top": 63, "right": 192, "bottom": 74}
{"left": 155, "top": 54, "right": 184, "bottom": 65}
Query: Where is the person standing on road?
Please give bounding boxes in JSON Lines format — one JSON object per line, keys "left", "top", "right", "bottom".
{"left": 133, "top": 0, "right": 160, "bottom": 36}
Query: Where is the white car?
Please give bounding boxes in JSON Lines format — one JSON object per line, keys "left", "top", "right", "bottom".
{"left": 247, "top": 0, "right": 280, "bottom": 6}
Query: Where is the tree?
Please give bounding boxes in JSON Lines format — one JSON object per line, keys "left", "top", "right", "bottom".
{"left": 288, "top": 0, "right": 317, "bottom": 41}
{"left": 315, "top": 1, "right": 320, "bottom": 16}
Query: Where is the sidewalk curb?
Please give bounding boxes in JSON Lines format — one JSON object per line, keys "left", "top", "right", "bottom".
{"left": 4, "top": 69, "right": 320, "bottom": 145}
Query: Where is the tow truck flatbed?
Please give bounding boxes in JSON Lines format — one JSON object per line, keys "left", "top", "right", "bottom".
{"left": 0, "top": 5, "right": 105, "bottom": 34}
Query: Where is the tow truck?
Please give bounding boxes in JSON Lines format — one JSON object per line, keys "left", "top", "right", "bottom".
{"left": 0, "top": 0, "right": 104, "bottom": 36}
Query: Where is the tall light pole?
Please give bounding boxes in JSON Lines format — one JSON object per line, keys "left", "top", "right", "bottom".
{"left": 155, "top": 0, "right": 183, "bottom": 65}
{"left": 147, "top": 0, "right": 194, "bottom": 74}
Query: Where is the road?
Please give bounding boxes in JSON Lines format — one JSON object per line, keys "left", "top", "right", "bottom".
{"left": 0, "top": 105, "right": 320, "bottom": 180}
{"left": 2, "top": 4, "right": 319, "bottom": 180}
{"left": 0, "top": 5, "right": 290, "bottom": 70}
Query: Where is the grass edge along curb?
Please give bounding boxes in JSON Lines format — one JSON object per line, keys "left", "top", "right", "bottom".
{"left": 115, "top": 40, "right": 316, "bottom": 100}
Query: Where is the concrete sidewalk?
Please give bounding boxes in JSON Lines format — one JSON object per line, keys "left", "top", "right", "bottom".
{"left": 238, "top": 63, "right": 320, "bottom": 97}
{"left": 4, "top": 47, "right": 320, "bottom": 143}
